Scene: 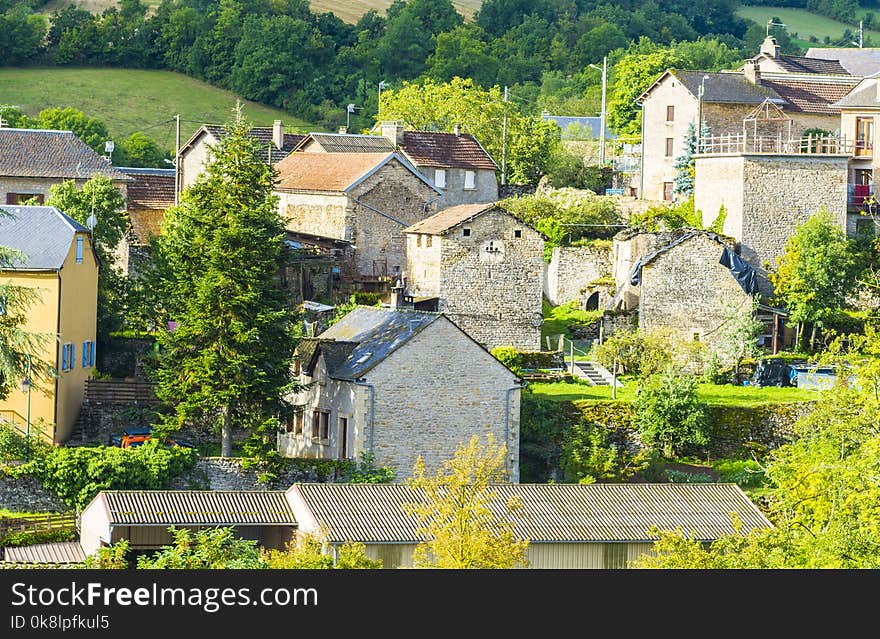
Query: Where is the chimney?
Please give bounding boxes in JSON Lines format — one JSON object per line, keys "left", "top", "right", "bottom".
{"left": 453, "top": 124, "right": 461, "bottom": 136}
{"left": 338, "top": 126, "right": 348, "bottom": 134}
{"left": 380, "top": 121, "right": 405, "bottom": 146}
{"left": 390, "top": 277, "right": 405, "bottom": 309}
{"left": 760, "top": 35, "right": 780, "bottom": 58}
{"left": 272, "top": 120, "right": 284, "bottom": 150}
{"left": 743, "top": 60, "right": 761, "bottom": 85}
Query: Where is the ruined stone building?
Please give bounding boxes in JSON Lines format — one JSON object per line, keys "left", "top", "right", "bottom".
{"left": 637, "top": 36, "right": 859, "bottom": 202}
{"left": 273, "top": 151, "right": 440, "bottom": 291}
{"left": 278, "top": 306, "right": 522, "bottom": 481}
{"left": 402, "top": 202, "right": 544, "bottom": 351}
{"left": 114, "top": 167, "right": 176, "bottom": 277}
{"left": 293, "top": 122, "right": 499, "bottom": 209}
{"left": 544, "top": 243, "right": 613, "bottom": 309}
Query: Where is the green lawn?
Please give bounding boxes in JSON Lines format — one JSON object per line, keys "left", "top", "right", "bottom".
{"left": 529, "top": 380, "right": 820, "bottom": 406}
{"left": 541, "top": 299, "right": 603, "bottom": 341}
{"left": 735, "top": 6, "right": 880, "bottom": 45}
{"left": 0, "top": 67, "right": 315, "bottom": 152}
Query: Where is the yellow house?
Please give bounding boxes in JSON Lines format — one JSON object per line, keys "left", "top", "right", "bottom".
{"left": 0, "top": 205, "right": 98, "bottom": 444}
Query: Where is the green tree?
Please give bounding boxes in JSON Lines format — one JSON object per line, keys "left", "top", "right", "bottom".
{"left": 136, "top": 526, "right": 266, "bottom": 569}
{"left": 85, "top": 540, "right": 130, "bottom": 569}
{"left": 607, "top": 46, "right": 681, "bottom": 138}
{"left": 562, "top": 421, "right": 647, "bottom": 484}
{"left": 425, "top": 24, "right": 500, "bottom": 88}
{"left": 592, "top": 328, "right": 674, "bottom": 380}
{"left": 770, "top": 210, "right": 859, "bottom": 351}
{"left": 673, "top": 121, "right": 697, "bottom": 199}
{"left": 405, "top": 434, "right": 529, "bottom": 568}
{"left": 37, "top": 107, "right": 110, "bottom": 155}
{"left": 151, "top": 109, "right": 298, "bottom": 457}
{"left": 378, "top": 77, "right": 560, "bottom": 185}
{"left": 634, "top": 368, "right": 708, "bottom": 458}
{"left": 46, "top": 175, "right": 129, "bottom": 340}
{"left": 116, "top": 132, "right": 170, "bottom": 168}
{"left": 262, "top": 533, "right": 382, "bottom": 569}
{"left": 705, "top": 296, "right": 765, "bottom": 379}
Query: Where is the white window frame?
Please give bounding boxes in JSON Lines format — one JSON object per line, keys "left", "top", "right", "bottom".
{"left": 435, "top": 168, "right": 446, "bottom": 188}
{"left": 463, "top": 170, "right": 476, "bottom": 190}
{"left": 75, "top": 236, "right": 84, "bottom": 264}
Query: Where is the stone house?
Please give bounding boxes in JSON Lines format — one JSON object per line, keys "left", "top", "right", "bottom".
{"left": 273, "top": 151, "right": 440, "bottom": 289}
{"left": 742, "top": 36, "right": 851, "bottom": 76}
{"left": 294, "top": 123, "right": 499, "bottom": 209}
{"left": 0, "top": 127, "right": 131, "bottom": 204}
{"left": 637, "top": 37, "right": 859, "bottom": 202}
{"left": 176, "top": 120, "right": 305, "bottom": 190}
{"left": 402, "top": 202, "right": 545, "bottom": 351}
{"left": 0, "top": 205, "right": 98, "bottom": 444}
{"left": 286, "top": 482, "right": 772, "bottom": 569}
{"left": 278, "top": 306, "right": 522, "bottom": 481}
{"left": 113, "top": 167, "right": 176, "bottom": 277}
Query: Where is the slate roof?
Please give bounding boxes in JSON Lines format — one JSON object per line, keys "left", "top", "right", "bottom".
{"left": 540, "top": 115, "right": 616, "bottom": 140}
{"left": 0, "top": 128, "right": 130, "bottom": 180}
{"left": 762, "top": 53, "right": 849, "bottom": 75}
{"left": 760, "top": 78, "right": 857, "bottom": 113}
{"left": 289, "top": 482, "right": 773, "bottom": 544}
{"left": 672, "top": 70, "right": 785, "bottom": 104}
{"left": 806, "top": 48, "right": 880, "bottom": 77}
{"left": 306, "top": 306, "right": 441, "bottom": 380}
{"left": 3, "top": 542, "right": 86, "bottom": 564}
{"left": 117, "top": 167, "right": 176, "bottom": 209}
{"left": 94, "top": 490, "right": 296, "bottom": 526}
{"left": 404, "top": 202, "right": 496, "bottom": 235}
{"left": 196, "top": 125, "right": 306, "bottom": 163}
{"left": 0, "top": 205, "right": 88, "bottom": 270}
{"left": 297, "top": 132, "right": 395, "bottom": 153}
{"left": 399, "top": 130, "right": 499, "bottom": 170}
{"left": 831, "top": 77, "right": 880, "bottom": 108}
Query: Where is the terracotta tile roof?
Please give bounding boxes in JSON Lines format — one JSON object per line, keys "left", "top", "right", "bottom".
{"left": 404, "top": 202, "right": 497, "bottom": 235}
{"left": 0, "top": 128, "right": 130, "bottom": 180}
{"left": 118, "top": 167, "right": 176, "bottom": 209}
{"left": 399, "top": 131, "right": 498, "bottom": 170}
{"left": 203, "top": 125, "right": 306, "bottom": 163}
{"left": 274, "top": 152, "right": 396, "bottom": 192}
{"left": 760, "top": 78, "right": 857, "bottom": 113}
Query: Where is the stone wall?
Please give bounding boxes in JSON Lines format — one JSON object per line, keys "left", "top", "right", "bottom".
{"left": 0, "top": 473, "right": 67, "bottom": 512}
{"left": 435, "top": 167, "right": 498, "bottom": 209}
{"left": 169, "top": 457, "right": 351, "bottom": 491}
{"left": 544, "top": 244, "right": 613, "bottom": 306}
{"left": 610, "top": 228, "right": 679, "bottom": 311}
{"left": 639, "top": 232, "right": 751, "bottom": 343}
{"left": 434, "top": 208, "right": 544, "bottom": 350}
{"left": 279, "top": 191, "right": 349, "bottom": 241}
{"left": 600, "top": 309, "right": 638, "bottom": 339}
{"left": 97, "top": 337, "right": 155, "bottom": 380}
{"left": 0, "top": 177, "right": 128, "bottom": 208}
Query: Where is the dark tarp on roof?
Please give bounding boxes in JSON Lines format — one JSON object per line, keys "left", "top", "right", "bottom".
{"left": 719, "top": 246, "right": 759, "bottom": 295}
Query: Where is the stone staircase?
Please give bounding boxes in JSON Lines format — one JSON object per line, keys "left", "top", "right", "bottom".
{"left": 571, "top": 361, "right": 624, "bottom": 387}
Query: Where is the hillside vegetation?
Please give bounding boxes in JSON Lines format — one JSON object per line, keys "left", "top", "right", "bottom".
{"left": 0, "top": 67, "right": 313, "bottom": 152}
{"left": 735, "top": 5, "right": 880, "bottom": 47}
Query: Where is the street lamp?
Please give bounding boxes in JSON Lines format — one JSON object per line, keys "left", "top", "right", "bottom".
{"left": 20, "top": 354, "right": 30, "bottom": 461}
{"left": 698, "top": 74, "right": 710, "bottom": 150}
{"left": 378, "top": 81, "right": 388, "bottom": 116}
{"left": 589, "top": 56, "right": 608, "bottom": 166}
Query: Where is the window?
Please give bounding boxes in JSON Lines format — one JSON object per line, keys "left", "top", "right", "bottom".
{"left": 693, "top": 332, "right": 701, "bottom": 342}
{"left": 0, "top": 295, "right": 5, "bottom": 316}
{"left": 664, "top": 137, "right": 674, "bottom": 157}
{"left": 61, "top": 343, "right": 75, "bottom": 371}
{"left": 856, "top": 117, "right": 874, "bottom": 157}
{"left": 463, "top": 170, "right": 476, "bottom": 190}
{"left": 666, "top": 105, "right": 675, "bottom": 122}
{"left": 416, "top": 234, "right": 422, "bottom": 247}
{"left": 82, "top": 341, "right": 96, "bottom": 367}
{"left": 462, "top": 228, "right": 471, "bottom": 237}
{"left": 514, "top": 229, "right": 522, "bottom": 239}
{"left": 75, "top": 236, "right": 84, "bottom": 264}
{"left": 435, "top": 169, "right": 446, "bottom": 188}
{"left": 663, "top": 182, "right": 674, "bottom": 201}
{"left": 287, "top": 410, "right": 304, "bottom": 435}
{"left": 338, "top": 417, "right": 348, "bottom": 459}
{"left": 5, "top": 193, "right": 44, "bottom": 205}
{"left": 312, "top": 410, "right": 329, "bottom": 440}
{"left": 425, "top": 234, "right": 432, "bottom": 247}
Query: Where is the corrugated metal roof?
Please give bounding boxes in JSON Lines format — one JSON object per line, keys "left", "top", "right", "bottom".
{"left": 0, "top": 128, "right": 130, "bottom": 180}
{"left": 0, "top": 205, "right": 88, "bottom": 270}
{"left": 100, "top": 490, "right": 296, "bottom": 525}
{"left": 4, "top": 542, "right": 86, "bottom": 564}
{"left": 290, "top": 483, "right": 773, "bottom": 543}
{"left": 313, "top": 306, "right": 440, "bottom": 380}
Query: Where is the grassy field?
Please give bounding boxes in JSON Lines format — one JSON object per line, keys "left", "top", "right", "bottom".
{"left": 529, "top": 380, "right": 820, "bottom": 406}
{"left": 39, "top": 0, "right": 483, "bottom": 22}
{"left": 0, "top": 67, "right": 314, "bottom": 153}
{"left": 735, "top": 6, "right": 880, "bottom": 47}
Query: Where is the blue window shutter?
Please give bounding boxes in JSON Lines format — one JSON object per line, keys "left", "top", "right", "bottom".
{"left": 61, "top": 345, "right": 68, "bottom": 371}
{"left": 90, "top": 342, "right": 96, "bottom": 366}
{"left": 82, "top": 342, "right": 88, "bottom": 367}
{"left": 71, "top": 343, "right": 75, "bottom": 369}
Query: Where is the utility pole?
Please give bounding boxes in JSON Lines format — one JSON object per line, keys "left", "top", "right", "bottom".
{"left": 174, "top": 113, "right": 180, "bottom": 205}
{"left": 501, "top": 85, "right": 508, "bottom": 187}
{"left": 589, "top": 57, "right": 608, "bottom": 166}
{"left": 860, "top": 20, "right": 864, "bottom": 48}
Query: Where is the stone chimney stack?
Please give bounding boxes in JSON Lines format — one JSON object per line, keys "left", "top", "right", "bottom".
{"left": 390, "top": 277, "right": 406, "bottom": 309}
{"left": 760, "top": 35, "right": 780, "bottom": 58}
{"left": 743, "top": 60, "right": 761, "bottom": 85}
{"left": 454, "top": 123, "right": 461, "bottom": 136}
{"left": 380, "top": 121, "right": 405, "bottom": 146}
{"left": 338, "top": 126, "right": 348, "bottom": 134}
{"left": 273, "top": 120, "right": 284, "bottom": 149}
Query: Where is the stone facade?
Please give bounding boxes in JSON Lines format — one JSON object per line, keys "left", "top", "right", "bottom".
{"left": 277, "top": 159, "right": 438, "bottom": 281}
{"left": 429, "top": 166, "right": 499, "bottom": 209}
{"left": 694, "top": 153, "right": 848, "bottom": 290}
{"left": 610, "top": 228, "right": 680, "bottom": 311}
{"left": 544, "top": 244, "right": 613, "bottom": 307}
{"left": 0, "top": 474, "right": 67, "bottom": 513}
{"left": 405, "top": 207, "right": 544, "bottom": 350}
{"left": 0, "top": 176, "right": 128, "bottom": 207}
{"left": 279, "top": 316, "right": 521, "bottom": 481}
{"left": 638, "top": 232, "right": 751, "bottom": 342}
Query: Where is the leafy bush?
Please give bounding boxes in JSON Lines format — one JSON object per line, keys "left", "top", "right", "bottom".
{"left": 545, "top": 149, "right": 613, "bottom": 192}
{"left": 84, "top": 540, "right": 129, "bottom": 569}
{"left": 665, "top": 469, "right": 714, "bottom": 483}
{"left": 262, "top": 534, "right": 381, "bottom": 569}
{"left": 634, "top": 369, "right": 709, "bottom": 458}
{"left": 592, "top": 329, "right": 673, "bottom": 378}
{"left": 137, "top": 526, "right": 265, "bottom": 569}
{"left": 561, "top": 420, "right": 647, "bottom": 483}
{"left": 712, "top": 459, "right": 767, "bottom": 488}
{"left": 344, "top": 451, "right": 395, "bottom": 484}
{"left": 0, "top": 528, "right": 75, "bottom": 547}
{"left": 629, "top": 197, "right": 701, "bottom": 231}
{"left": 0, "top": 422, "right": 51, "bottom": 463}
{"left": 31, "top": 440, "right": 197, "bottom": 510}
{"left": 490, "top": 346, "right": 523, "bottom": 376}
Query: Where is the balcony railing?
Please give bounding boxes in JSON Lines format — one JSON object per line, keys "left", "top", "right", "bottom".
{"left": 697, "top": 133, "right": 854, "bottom": 156}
